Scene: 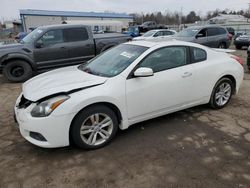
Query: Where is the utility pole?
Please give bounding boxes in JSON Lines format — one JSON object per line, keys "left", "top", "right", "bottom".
{"left": 179, "top": 7, "right": 183, "bottom": 31}
{"left": 141, "top": 12, "right": 144, "bottom": 24}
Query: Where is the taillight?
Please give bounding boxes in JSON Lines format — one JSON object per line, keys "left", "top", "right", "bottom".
{"left": 231, "top": 55, "right": 244, "bottom": 65}
{"left": 228, "top": 34, "right": 233, "bottom": 40}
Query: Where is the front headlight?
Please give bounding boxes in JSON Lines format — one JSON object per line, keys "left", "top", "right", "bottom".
{"left": 31, "top": 95, "right": 70, "bottom": 117}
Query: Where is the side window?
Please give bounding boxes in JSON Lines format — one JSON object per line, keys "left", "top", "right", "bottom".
{"left": 191, "top": 47, "right": 207, "bottom": 63}
{"left": 207, "top": 28, "right": 219, "bottom": 36}
{"left": 64, "top": 28, "right": 89, "bottom": 42}
{"left": 163, "top": 31, "right": 171, "bottom": 35}
{"left": 139, "top": 47, "right": 187, "bottom": 73}
{"left": 218, "top": 28, "right": 227, "bottom": 35}
{"left": 39, "top": 30, "right": 63, "bottom": 47}
{"left": 197, "top": 28, "right": 207, "bottom": 37}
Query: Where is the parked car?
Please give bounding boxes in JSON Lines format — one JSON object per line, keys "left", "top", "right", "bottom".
{"left": 122, "top": 26, "right": 140, "bottom": 37}
{"left": 138, "top": 21, "right": 166, "bottom": 33}
{"left": 246, "top": 46, "right": 250, "bottom": 70}
{"left": 133, "top": 29, "right": 176, "bottom": 41}
{"left": 234, "top": 31, "right": 245, "bottom": 40}
{"left": 171, "top": 25, "right": 231, "bottom": 49}
{"left": 14, "top": 40, "right": 244, "bottom": 149}
{"left": 234, "top": 33, "right": 250, "bottom": 49}
{"left": 0, "top": 24, "right": 131, "bottom": 82}
{"left": 15, "top": 32, "right": 28, "bottom": 42}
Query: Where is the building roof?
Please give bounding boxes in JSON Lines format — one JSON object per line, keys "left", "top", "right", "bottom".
{"left": 20, "top": 9, "right": 133, "bottom": 19}
{"left": 209, "top": 14, "right": 247, "bottom": 23}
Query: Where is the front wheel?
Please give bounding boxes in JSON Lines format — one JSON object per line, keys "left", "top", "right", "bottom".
{"left": 3, "top": 60, "right": 33, "bottom": 82}
{"left": 71, "top": 105, "right": 118, "bottom": 150}
{"left": 209, "top": 78, "right": 233, "bottom": 109}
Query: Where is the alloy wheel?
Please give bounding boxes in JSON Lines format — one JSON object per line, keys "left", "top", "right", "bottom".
{"left": 80, "top": 113, "right": 113, "bottom": 146}
{"left": 215, "top": 82, "right": 232, "bottom": 106}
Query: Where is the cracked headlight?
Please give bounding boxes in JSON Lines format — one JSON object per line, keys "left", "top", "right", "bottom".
{"left": 31, "top": 95, "right": 70, "bottom": 117}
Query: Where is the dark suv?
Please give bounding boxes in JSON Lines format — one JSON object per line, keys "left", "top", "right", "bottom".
{"left": 174, "top": 25, "right": 231, "bottom": 49}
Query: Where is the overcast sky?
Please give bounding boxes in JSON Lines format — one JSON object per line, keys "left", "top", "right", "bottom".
{"left": 1, "top": 0, "right": 250, "bottom": 20}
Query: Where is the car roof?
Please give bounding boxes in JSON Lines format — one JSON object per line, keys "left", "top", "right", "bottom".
{"left": 187, "top": 25, "right": 226, "bottom": 29}
{"left": 126, "top": 40, "right": 210, "bottom": 49}
{"left": 37, "top": 24, "right": 90, "bottom": 30}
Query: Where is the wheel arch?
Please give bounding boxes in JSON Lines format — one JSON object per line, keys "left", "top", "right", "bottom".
{"left": 69, "top": 102, "right": 123, "bottom": 144}
{"left": 218, "top": 74, "right": 237, "bottom": 94}
{"left": 1, "top": 54, "right": 36, "bottom": 71}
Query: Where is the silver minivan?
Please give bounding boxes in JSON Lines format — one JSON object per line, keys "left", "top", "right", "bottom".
{"left": 173, "top": 26, "right": 231, "bottom": 49}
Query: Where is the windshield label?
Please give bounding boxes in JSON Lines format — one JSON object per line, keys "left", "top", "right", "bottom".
{"left": 120, "top": 52, "right": 134, "bottom": 58}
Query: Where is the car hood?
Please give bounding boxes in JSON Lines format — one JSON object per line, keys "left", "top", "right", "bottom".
{"left": 23, "top": 66, "right": 108, "bottom": 101}
{"left": 172, "top": 36, "right": 194, "bottom": 42}
{"left": 0, "top": 43, "right": 24, "bottom": 50}
{"left": 238, "top": 35, "right": 250, "bottom": 40}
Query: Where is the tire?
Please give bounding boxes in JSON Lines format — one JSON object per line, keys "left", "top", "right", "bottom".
{"left": 209, "top": 78, "right": 233, "bottom": 109}
{"left": 71, "top": 105, "right": 118, "bottom": 150}
{"left": 218, "top": 42, "right": 226, "bottom": 49}
{"left": 235, "top": 45, "right": 242, "bottom": 50}
{"left": 3, "top": 60, "right": 33, "bottom": 82}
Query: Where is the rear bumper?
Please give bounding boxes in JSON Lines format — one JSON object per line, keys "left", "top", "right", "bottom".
{"left": 234, "top": 40, "right": 250, "bottom": 47}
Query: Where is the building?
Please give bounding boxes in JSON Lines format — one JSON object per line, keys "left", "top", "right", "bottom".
{"left": 208, "top": 14, "right": 250, "bottom": 32}
{"left": 209, "top": 14, "right": 248, "bottom": 24}
{"left": 20, "top": 9, "right": 134, "bottom": 32}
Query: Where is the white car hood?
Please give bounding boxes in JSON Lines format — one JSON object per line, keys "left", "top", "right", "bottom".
{"left": 23, "top": 66, "right": 107, "bottom": 101}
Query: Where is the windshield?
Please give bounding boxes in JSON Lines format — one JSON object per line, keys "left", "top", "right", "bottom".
{"left": 79, "top": 44, "right": 148, "bottom": 77}
{"left": 176, "top": 28, "right": 199, "bottom": 37}
{"left": 21, "top": 28, "right": 43, "bottom": 44}
{"left": 143, "top": 30, "right": 156, "bottom": 37}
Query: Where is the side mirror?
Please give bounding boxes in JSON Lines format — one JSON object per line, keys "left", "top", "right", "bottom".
{"left": 134, "top": 67, "right": 154, "bottom": 77}
{"left": 196, "top": 33, "right": 204, "bottom": 38}
{"left": 35, "top": 40, "right": 44, "bottom": 48}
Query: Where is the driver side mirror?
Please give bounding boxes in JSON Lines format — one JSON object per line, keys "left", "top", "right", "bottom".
{"left": 196, "top": 33, "right": 204, "bottom": 38}
{"left": 134, "top": 67, "right": 154, "bottom": 77}
{"left": 35, "top": 40, "right": 44, "bottom": 48}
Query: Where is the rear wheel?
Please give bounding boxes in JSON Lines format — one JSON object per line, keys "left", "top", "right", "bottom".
{"left": 71, "top": 105, "right": 118, "bottom": 150}
{"left": 3, "top": 60, "right": 33, "bottom": 82}
{"left": 209, "top": 78, "right": 233, "bottom": 109}
{"left": 218, "top": 42, "right": 226, "bottom": 49}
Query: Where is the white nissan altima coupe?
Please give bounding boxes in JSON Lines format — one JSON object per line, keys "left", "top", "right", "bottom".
{"left": 14, "top": 40, "right": 244, "bottom": 149}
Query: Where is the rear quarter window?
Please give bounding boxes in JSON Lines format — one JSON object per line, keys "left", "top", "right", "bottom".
{"left": 64, "top": 28, "right": 89, "bottom": 42}
{"left": 191, "top": 47, "right": 207, "bottom": 63}
{"left": 218, "top": 28, "right": 227, "bottom": 35}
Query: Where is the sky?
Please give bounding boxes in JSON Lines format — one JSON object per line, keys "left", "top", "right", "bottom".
{"left": 1, "top": 0, "right": 249, "bottom": 20}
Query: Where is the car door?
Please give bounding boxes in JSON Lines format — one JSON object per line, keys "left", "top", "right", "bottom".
{"left": 194, "top": 28, "right": 209, "bottom": 46}
{"left": 63, "top": 27, "right": 95, "bottom": 64}
{"left": 126, "top": 46, "right": 196, "bottom": 121}
{"left": 33, "top": 29, "right": 70, "bottom": 69}
{"left": 206, "top": 28, "right": 220, "bottom": 48}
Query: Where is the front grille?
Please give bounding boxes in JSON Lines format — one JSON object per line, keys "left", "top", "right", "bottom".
{"left": 18, "top": 95, "right": 32, "bottom": 109}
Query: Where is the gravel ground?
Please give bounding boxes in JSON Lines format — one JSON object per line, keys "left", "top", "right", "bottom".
{"left": 0, "top": 47, "right": 249, "bottom": 188}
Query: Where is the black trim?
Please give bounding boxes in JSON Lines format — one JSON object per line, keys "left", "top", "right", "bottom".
{"left": 190, "top": 47, "right": 207, "bottom": 63}
{"left": 127, "top": 45, "right": 191, "bottom": 80}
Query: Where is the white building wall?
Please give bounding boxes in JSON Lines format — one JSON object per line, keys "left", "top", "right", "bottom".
{"left": 22, "top": 15, "right": 133, "bottom": 32}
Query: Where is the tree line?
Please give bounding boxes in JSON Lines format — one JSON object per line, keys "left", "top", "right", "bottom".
{"left": 130, "top": 9, "right": 250, "bottom": 25}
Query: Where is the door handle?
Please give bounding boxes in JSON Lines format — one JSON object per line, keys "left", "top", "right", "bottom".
{"left": 182, "top": 72, "right": 192, "bottom": 78}
{"left": 60, "top": 46, "right": 66, "bottom": 49}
